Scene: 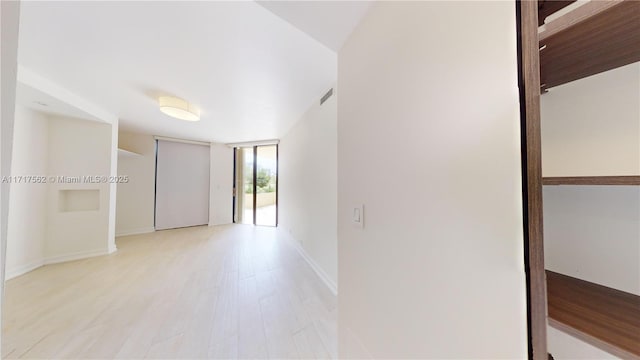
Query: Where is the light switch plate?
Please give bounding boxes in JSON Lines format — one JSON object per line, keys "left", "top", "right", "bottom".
{"left": 352, "top": 204, "right": 364, "bottom": 228}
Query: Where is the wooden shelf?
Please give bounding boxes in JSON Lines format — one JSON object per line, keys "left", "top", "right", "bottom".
{"left": 547, "top": 271, "right": 640, "bottom": 359}
{"left": 543, "top": 176, "right": 640, "bottom": 186}
{"left": 537, "top": 0, "right": 575, "bottom": 27}
{"left": 539, "top": 0, "right": 640, "bottom": 90}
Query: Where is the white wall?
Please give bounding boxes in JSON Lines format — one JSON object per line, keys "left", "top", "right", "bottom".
{"left": 5, "top": 106, "right": 48, "bottom": 278}
{"left": 541, "top": 63, "right": 640, "bottom": 357}
{"left": 5, "top": 113, "right": 117, "bottom": 272}
{"left": 279, "top": 87, "right": 337, "bottom": 291}
{"left": 543, "top": 186, "right": 640, "bottom": 295}
{"left": 4, "top": 65, "right": 118, "bottom": 277}
{"left": 209, "top": 143, "right": 233, "bottom": 226}
{"left": 337, "top": 2, "right": 526, "bottom": 358}
{"left": 541, "top": 63, "right": 640, "bottom": 176}
{"left": 0, "top": 2, "right": 21, "bottom": 355}
{"left": 46, "top": 116, "right": 113, "bottom": 261}
{"left": 116, "top": 132, "right": 156, "bottom": 236}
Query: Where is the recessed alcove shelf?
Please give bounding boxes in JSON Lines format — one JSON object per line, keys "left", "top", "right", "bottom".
{"left": 59, "top": 189, "right": 100, "bottom": 212}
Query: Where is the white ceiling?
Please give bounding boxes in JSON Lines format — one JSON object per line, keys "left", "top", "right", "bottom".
{"left": 257, "top": 1, "right": 372, "bottom": 52}
{"left": 17, "top": 81, "right": 105, "bottom": 124}
{"left": 16, "top": 1, "right": 369, "bottom": 143}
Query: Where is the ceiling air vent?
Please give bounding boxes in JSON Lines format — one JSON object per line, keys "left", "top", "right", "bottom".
{"left": 320, "top": 88, "right": 333, "bottom": 105}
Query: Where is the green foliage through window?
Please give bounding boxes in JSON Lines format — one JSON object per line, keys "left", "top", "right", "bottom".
{"left": 245, "top": 167, "right": 276, "bottom": 194}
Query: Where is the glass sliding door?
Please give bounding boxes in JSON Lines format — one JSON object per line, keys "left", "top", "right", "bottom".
{"left": 255, "top": 145, "right": 277, "bottom": 226}
{"left": 233, "top": 144, "right": 278, "bottom": 226}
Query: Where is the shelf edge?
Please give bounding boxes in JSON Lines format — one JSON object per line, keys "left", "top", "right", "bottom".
{"left": 542, "top": 176, "right": 640, "bottom": 186}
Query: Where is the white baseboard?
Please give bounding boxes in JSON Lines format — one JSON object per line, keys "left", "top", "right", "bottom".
{"left": 7, "top": 248, "right": 115, "bottom": 280}
{"left": 44, "top": 248, "right": 111, "bottom": 265}
{"left": 284, "top": 233, "right": 338, "bottom": 296}
{"left": 115, "top": 227, "right": 155, "bottom": 237}
{"left": 208, "top": 221, "right": 233, "bottom": 227}
{"left": 5, "top": 259, "right": 45, "bottom": 280}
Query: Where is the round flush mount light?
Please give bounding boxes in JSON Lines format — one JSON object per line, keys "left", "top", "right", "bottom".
{"left": 158, "top": 96, "right": 200, "bottom": 121}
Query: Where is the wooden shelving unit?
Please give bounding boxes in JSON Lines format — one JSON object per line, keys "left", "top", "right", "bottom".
{"left": 547, "top": 271, "right": 640, "bottom": 359}
{"left": 539, "top": 0, "right": 640, "bottom": 91}
{"left": 531, "top": 1, "right": 640, "bottom": 358}
{"left": 537, "top": 0, "right": 575, "bottom": 26}
{"left": 543, "top": 176, "right": 640, "bottom": 186}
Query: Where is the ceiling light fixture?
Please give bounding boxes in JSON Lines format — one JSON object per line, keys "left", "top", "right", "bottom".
{"left": 159, "top": 96, "right": 200, "bottom": 121}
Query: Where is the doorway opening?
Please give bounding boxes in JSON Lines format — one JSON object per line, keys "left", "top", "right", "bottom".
{"left": 233, "top": 145, "right": 278, "bottom": 226}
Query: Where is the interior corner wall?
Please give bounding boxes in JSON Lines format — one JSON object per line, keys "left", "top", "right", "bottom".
{"left": 209, "top": 143, "right": 233, "bottom": 226}
{"left": 337, "top": 2, "right": 526, "bottom": 358}
{"left": 45, "top": 116, "right": 112, "bottom": 261}
{"left": 5, "top": 106, "right": 49, "bottom": 279}
{"left": 115, "top": 132, "right": 156, "bottom": 236}
{"left": 278, "top": 86, "right": 337, "bottom": 290}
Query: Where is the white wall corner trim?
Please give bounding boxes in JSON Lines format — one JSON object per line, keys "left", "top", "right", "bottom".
{"left": 115, "top": 227, "right": 156, "bottom": 237}
{"left": 5, "top": 259, "right": 44, "bottom": 281}
{"left": 44, "top": 248, "right": 112, "bottom": 265}
{"left": 286, "top": 233, "right": 338, "bottom": 295}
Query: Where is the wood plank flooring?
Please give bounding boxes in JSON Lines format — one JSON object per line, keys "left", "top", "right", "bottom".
{"left": 2, "top": 225, "right": 337, "bottom": 359}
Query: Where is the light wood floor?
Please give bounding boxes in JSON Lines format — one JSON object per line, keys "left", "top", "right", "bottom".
{"left": 2, "top": 225, "right": 337, "bottom": 359}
